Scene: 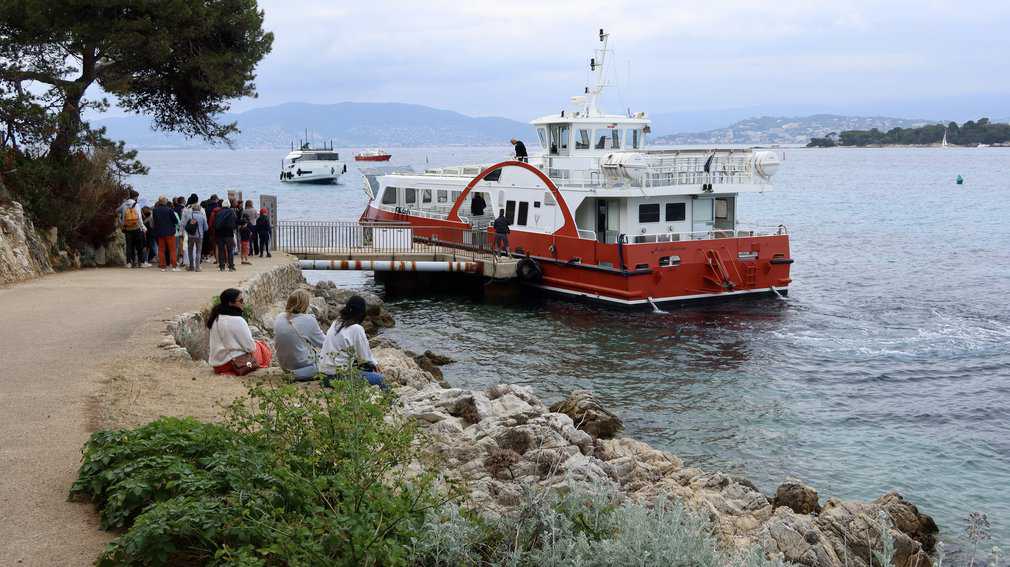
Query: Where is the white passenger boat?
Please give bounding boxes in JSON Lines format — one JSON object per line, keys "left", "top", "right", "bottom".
{"left": 280, "top": 142, "right": 347, "bottom": 184}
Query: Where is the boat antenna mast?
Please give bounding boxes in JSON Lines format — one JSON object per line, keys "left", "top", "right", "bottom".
{"left": 582, "top": 29, "right": 610, "bottom": 116}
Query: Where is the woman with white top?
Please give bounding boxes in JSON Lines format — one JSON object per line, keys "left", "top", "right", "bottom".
{"left": 273, "top": 289, "right": 326, "bottom": 381}
{"left": 207, "top": 288, "right": 273, "bottom": 375}
{"left": 318, "top": 295, "right": 387, "bottom": 390}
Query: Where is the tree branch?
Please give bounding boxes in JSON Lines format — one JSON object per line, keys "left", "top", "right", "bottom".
{"left": 0, "top": 67, "right": 73, "bottom": 88}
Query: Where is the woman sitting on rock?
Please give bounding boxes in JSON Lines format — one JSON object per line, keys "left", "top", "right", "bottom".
{"left": 207, "top": 288, "right": 273, "bottom": 375}
{"left": 273, "top": 289, "right": 326, "bottom": 381}
{"left": 318, "top": 295, "right": 387, "bottom": 390}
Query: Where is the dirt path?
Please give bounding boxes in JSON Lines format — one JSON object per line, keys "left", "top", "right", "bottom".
{"left": 0, "top": 256, "right": 292, "bottom": 566}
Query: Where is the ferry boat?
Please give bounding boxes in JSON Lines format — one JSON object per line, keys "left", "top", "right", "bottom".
{"left": 359, "top": 30, "right": 793, "bottom": 306}
{"left": 280, "top": 142, "right": 346, "bottom": 184}
{"left": 355, "top": 149, "right": 392, "bottom": 162}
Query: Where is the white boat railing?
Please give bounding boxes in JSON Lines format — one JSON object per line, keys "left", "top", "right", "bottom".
{"left": 624, "top": 225, "right": 788, "bottom": 244}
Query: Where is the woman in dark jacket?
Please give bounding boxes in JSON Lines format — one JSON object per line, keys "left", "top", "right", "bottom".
{"left": 255, "top": 208, "right": 272, "bottom": 257}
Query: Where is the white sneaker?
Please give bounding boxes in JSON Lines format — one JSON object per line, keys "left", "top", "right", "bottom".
{"left": 171, "top": 267, "right": 180, "bottom": 272}
{"left": 160, "top": 268, "right": 166, "bottom": 272}
{"left": 142, "top": 262, "right": 152, "bottom": 268}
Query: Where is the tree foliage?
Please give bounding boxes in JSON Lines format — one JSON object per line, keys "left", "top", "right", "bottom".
{"left": 807, "top": 118, "right": 1010, "bottom": 147}
{"left": 0, "top": 0, "right": 272, "bottom": 245}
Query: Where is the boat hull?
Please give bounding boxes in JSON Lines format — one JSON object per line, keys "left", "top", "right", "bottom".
{"left": 361, "top": 204, "right": 792, "bottom": 306}
{"left": 355, "top": 155, "right": 392, "bottom": 162}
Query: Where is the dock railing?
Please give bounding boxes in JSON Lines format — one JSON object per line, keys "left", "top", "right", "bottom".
{"left": 275, "top": 220, "right": 499, "bottom": 261}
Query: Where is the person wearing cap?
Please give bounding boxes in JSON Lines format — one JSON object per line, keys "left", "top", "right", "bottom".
{"left": 255, "top": 207, "right": 272, "bottom": 258}
{"left": 511, "top": 138, "right": 528, "bottom": 163}
{"left": 318, "top": 295, "right": 387, "bottom": 390}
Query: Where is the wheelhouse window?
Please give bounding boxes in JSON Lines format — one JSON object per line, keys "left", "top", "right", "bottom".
{"left": 437, "top": 190, "right": 448, "bottom": 203}
{"left": 575, "top": 129, "right": 591, "bottom": 149}
{"left": 631, "top": 129, "right": 641, "bottom": 149}
{"left": 451, "top": 191, "right": 461, "bottom": 202}
{"left": 549, "top": 124, "right": 570, "bottom": 154}
{"left": 594, "top": 128, "right": 621, "bottom": 149}
{"left": 381, "top": 187, "right": 397, "bottom": 205}
{"left": 611, "top": 129, "right": 622, "bottom": 149}
{"left": 537, "top": 127, "right": 547, "bottom": 149}
{"left": 422, "top": 189, "right": 432, "bottom": 204}
{"left": 639, "top": 203, "right": 660, "bottom": 223}
{"left": 665, "top": 202, "right": 686, "bottom": 222}
{"left": 404, "top": 188, "right": 416, "bottom": 204}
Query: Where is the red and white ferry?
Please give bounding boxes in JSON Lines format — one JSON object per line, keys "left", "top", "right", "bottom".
{"left": 355, "top": 149, "right": 392, "bottom": 162}
{"left": 360, "top": 31, "right": 793, "bottom": 306}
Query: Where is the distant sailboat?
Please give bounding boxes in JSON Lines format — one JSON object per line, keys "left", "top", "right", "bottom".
{"left": 941, "top": 128, "right": 949, "bottom": 148}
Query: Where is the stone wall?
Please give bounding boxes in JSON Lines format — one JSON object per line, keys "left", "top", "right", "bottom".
{"left": 0, "top": 201, "right": 53, "bottom": 285}
{"left": 166, "top": 262, "right": 305, "bottom": 361}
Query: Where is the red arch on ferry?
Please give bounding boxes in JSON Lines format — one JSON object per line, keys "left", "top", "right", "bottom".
{"left": 446, "top": 160, "right": 579, "bottom": 238}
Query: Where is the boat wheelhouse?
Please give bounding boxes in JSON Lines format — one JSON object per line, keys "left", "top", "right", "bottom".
{"left": 359, "top": 30, "right": 793, "bottom": 306}
{"left": 280, "top": 142, "right": 346, "bottom": 184}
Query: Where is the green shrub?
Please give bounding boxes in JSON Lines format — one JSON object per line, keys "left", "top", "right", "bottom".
{"left": 71, "top": 379, "right": 450, "bottom": 566}
{"left": 410, "top": 484, "right": 786, "bottom": 567}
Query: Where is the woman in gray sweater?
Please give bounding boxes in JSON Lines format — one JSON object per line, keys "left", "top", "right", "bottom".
{"left": 273, "top": 290, "right": 326, "bottom": 381}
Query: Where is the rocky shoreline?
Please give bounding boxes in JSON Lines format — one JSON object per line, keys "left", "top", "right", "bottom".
{"left": 165, "top": 266, "right": 940, "bottom": 567}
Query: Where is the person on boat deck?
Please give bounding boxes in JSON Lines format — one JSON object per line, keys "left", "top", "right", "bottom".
{"left": 470, "top": 192, "right": 487, "bottom": 217}
{"left": 511, "top": 138, "right": 528, "bottom": 162}
{"left": 318, "top": 295, "right": 387, "bottom": 390}
{"left": 493, "top": 208, "right": 511, "bottom": 255}
{"left": 274, "top": 289, "right": 326, "bottom": 381}
{"left": 207, "top": 288, "right": 273, "bottom": 375}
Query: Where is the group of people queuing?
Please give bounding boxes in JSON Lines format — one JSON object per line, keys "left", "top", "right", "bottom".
{"left": 207, "top": 288, "right": 386, "bottom": 389}
{"left": 117, "top": 191, "right": 273, "bottom": 272}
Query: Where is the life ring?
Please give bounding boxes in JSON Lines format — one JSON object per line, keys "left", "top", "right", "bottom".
{"left": 516, "top": 257, "right": 543, "bottom": 283}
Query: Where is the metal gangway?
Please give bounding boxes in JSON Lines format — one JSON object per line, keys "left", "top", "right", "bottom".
{"left": 275, "top": 220, "right": 517, "bottom": 279}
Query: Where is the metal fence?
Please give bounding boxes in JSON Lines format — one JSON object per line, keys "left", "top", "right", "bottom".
{"left": 275, "top": 220, "right": 498, "bottom": 261}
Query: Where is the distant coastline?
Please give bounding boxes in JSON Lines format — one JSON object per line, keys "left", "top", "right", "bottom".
{"left": 807, "top": 117, "right": 1010, "bottom": 148}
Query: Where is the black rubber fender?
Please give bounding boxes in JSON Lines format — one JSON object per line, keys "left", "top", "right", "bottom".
{"left": 516, "top": 257, "right": 543, "bottom": 282}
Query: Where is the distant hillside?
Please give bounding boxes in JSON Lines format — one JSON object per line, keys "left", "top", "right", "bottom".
{"left": 651, "top": 115, "right": 932, "bottom": 145}
{"left": 93, "top": 102, "right": 533, "bottom": 149}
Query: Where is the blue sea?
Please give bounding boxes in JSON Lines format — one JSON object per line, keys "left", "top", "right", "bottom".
{"left": 130, "top": 146, "right": 1010, "bottom": 548}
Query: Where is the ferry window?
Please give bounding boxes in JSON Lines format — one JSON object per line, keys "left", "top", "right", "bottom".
{"left": 505, "top": 200, "right": 516, "bottom": 224}
{"left": 405, "top": 188, "right": 416, "bottom": 204}
{"left": 484, "top": 168, "right": 503, "bottom": 182}
{"left": 639, "top": 203, "right": 660, "bottom": 223}
{"left": 715, "top": 198, "right": 729, "bottom": 219}
{"left": 659, "top": 256, "right": 670, "bottom": 267}
{"left": 665, "top": 202, "right": 686, "bottom": 222}
{"left": 632, "top": 129, "right": 641, "bottom": 149}
{"left": 534, "top": 201, "right": 541, "bottom": 208}
{"left": 452, "top": 191, "right": 461, "bottom": 201}
{"left": 611, "top": 129, "right": 621, "bottom": 149}
{"left": 576, "top": 129, "right": 591, "bottom": 149}
{"left": 422, "top": 189, "right": 432, "bottom": 204}
{"left": 381, "top": 187, "right": 397, "bottom": 205}
{"left": 437, "top": 190, "right": 448, "bottom": 203}
{"left": 659, "top": 256, "right": 681, "bottom": 267}
{"left": 537, "top": 127, "right": 547, "bottom": 149}
{"left": 543, "top": 191, "right": 556, "bottom": 206}
{"left": 517, "top": 202, "right": 529, "bottom": 226}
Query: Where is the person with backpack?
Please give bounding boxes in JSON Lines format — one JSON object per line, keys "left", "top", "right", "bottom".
{"left": 181, "top": 202, "right": 208, "bottom": 271}
{"left": 238, "top": 217, "right": 253, "bottom": 265}
{"left": 142, "top": 205, "right": 157, "bottom": 266}
{"left": 214, "top": 203, "right": 238, "bottom": 271}
{"left": 152, "top": 196, "right": 179, "bottom": 271}
{"left": 117, "top": 189, "right": 146, "bottom": 268}
{"left": 255, "top": 208, "right": 272, "bottom": 257}
{"left": 243, "top": 200, "right": 260, "bottom": 255}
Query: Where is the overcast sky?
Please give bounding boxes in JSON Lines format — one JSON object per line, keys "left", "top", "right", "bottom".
{"left": 232, "top": 1, "right": 1010, "bottom": 121}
